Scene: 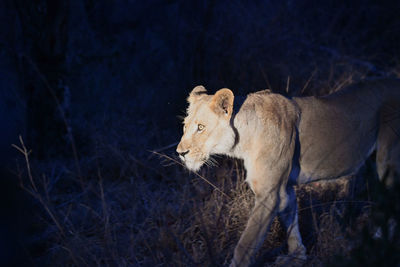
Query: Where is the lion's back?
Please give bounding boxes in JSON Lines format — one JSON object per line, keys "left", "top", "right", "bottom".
{"left": 293, "top": 79, "right": 400, "bottom": 183}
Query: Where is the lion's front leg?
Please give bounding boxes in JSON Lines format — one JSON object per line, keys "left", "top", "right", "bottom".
{"left": 230, "top": 151, "right": 297, "bottom": 266}
{"left": 230, "top": 189, "right": 279, "bottom": 267}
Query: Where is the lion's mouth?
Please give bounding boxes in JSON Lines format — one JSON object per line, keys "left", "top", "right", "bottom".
{"left": 180, "top": 155, "right": 207, "bottom": 172}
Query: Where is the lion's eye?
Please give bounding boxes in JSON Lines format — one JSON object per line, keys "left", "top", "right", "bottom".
{"left": 197, "top": 124, "right": 205, "bottom": 132}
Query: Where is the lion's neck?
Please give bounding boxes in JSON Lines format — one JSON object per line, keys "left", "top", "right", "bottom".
{"left": 227, "top": 98, "right": 257, "bottom": 160}
{"left": 226, "top": 96, "right": 247, "bottom": 156}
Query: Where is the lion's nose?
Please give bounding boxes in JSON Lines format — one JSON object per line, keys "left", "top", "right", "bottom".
{"left": 178, "top": 150, "right": 189, "bottom": 158}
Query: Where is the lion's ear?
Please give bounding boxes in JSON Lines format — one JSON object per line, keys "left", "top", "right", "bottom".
{"left": 188, "top": 85, "right": 207, "bottom": 103}
{"left": 210, "top": 88, "right": 234, "bottom": 119}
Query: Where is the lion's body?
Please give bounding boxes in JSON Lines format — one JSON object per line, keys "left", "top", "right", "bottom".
{"left": 295, "top": 79, "right": 400, "bottom": 185}
{"left": 177, "top": 80, "right": 400, "bottom": 266}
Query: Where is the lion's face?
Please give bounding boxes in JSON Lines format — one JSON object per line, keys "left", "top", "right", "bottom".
{"left": 177, "top": 86, "right": 235, "bottom": 171}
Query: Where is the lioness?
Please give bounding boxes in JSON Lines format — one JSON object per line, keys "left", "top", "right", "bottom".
{"left": 177, "top": 80, "right": 400, "bottom": 266}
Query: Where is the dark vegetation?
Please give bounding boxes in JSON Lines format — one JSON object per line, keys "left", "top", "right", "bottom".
{"left": 0, "top": 0, "right": 399, "bottom": 266}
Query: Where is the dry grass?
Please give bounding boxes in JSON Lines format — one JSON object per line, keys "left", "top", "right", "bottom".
{"left": 7, "top": 1, "right": 400, "bottom": 265}
{"left": 13, "top": 57, "right": 400, "bottom": 265}
{"left": 13, "top": 129, "right": 386, "bottom": 266}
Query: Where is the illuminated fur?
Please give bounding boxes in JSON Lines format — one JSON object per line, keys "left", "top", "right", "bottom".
{"left": 177, "top": 80, "right": 400, "bottom": 266}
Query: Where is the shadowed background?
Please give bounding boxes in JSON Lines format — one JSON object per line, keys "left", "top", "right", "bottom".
{"left": 0, "top": 0, "right": 399, "bottom": 266}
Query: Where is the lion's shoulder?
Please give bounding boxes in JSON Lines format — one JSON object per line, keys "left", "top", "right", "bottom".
{"left": 239, "top": 91, "right": 299, "bottom": 126}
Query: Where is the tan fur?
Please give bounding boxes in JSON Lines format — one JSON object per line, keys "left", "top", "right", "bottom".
{"left": 177, "top": 80, "right": 400, "bottom": 266}
{"left": 209, "top": 88, "right": 234, "bottom": 116}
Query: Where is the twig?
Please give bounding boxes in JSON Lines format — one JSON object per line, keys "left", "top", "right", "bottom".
{"left": 301, "top": 69, "right": 317, "bottom": 95}
{"left": 12, "top": 135, "right": 65, "bottom": 237}
{"left": 12, "top": 135, "right": 37, "bottom": 192}
{"left": 258, "top": 63, "right": 273, "bottom": 90}
{"left": 154, "top": 142, "right": 179, "bottom": 152}
{"left": 297, "top": 200, "right": 374, "bottom": 213}
{"left": 23, "top": 55, "right": 83, "bottom": 186}
{"left": 309, "top": 192, "right": 319, "bottom": 233}
{"left": 129, "top": 154, "right": 171, "bottom": 180}
{"left": 148, "top": 142, "right": 179, "bottom": 159}
{"left": 97, "top": 167, "right": 110, "bottom": 241}
{"left": 150, "top": 151, "right": 232, "bottom": 199}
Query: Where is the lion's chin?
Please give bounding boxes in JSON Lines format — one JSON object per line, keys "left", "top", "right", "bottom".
{"left": 183, "top": 159, "right": 205, "bottom": 172}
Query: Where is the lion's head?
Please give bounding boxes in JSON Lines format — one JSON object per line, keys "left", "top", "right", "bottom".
{"left": 177, "top": 86, "right": 236, "bottom": 171}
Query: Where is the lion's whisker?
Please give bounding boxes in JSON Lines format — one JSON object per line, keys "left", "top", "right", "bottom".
{"left": 207, "top": 157, "right": 219, "bottom": 167}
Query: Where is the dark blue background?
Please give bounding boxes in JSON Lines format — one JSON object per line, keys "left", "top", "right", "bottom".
{"left": 0, "top": 0, "right": 399, "bottom": 265}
